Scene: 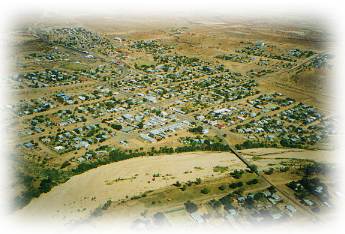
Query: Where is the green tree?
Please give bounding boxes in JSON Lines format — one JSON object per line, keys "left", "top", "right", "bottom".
{"left": 39, "top": 177, "right": 53, "bottom": 193}
{"left": 184, "top": 200, "right": 198, "bottom": 213}
{"left": 201, "top": 188, "right": 210, "bottom": 194}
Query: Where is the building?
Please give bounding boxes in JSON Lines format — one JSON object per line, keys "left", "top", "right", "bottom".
{"left": 54, "top": 145, "right": 65, "bottom": 153}
{"left": 23, "top": 142, "right": 35, "bottom": 149}
{"left": 190, "top": 212, "right": 205, "bottom": 224}
{"left": 285, "top": 204, "right": 297, "bottom": 216}
{"left": 140, "top": 134, "right": 157, "bottom": 143}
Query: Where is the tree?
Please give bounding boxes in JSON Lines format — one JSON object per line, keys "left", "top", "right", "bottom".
{"left": 111, "top": 124, "right": 122, "bottom": 130}
{"left": 254, "top": 192, "right": 265, "bottom": 201}
{"left": 184, "top": 200, "right": 198, "bottom": 213}
{"left": 230, "top": 169, "right": 244, "bottom": 179}
{"left": 209, "top": 199, "right": 222, "bottom": 209}
{"left": 249, "top": 164, "right": 258, "bottom": 173}
{"left": 229, "top": 181, "right": 243, "bottom": 189}
{"left": 201, "top": 188, "right": 210, "bottom": 194}
{"left": 189, "top": 126, "right": 203, "bottom": 134}
{"left": 246, "top": 178, "right": 258, "bottom": 185}
{"left": 39, "top": 177, "right": 53, "bottom": 193}
{"left": 268, "top": 185, "right": 276, "bottom": 194}
{"left": 153, "top": 212, "right": 167, "bottom": 225}
{"left": 244, "top": 196, "right": 254, "bottom": 209}
{"left": 137, "top": 122, "right": 144, "bottom": 129}
{"left": 264, "top": 167, "right": 274, "bottom": 175}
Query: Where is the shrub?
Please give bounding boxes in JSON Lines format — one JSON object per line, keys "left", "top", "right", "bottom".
{"left": 39, "top": 177, "right": 53, "bottom": 193}
{"left": 195, "top": 178, "right": 202, "bottom": 185}
{"left": 249, "top": 164, "right": 258, "bottom": 173}
{"left": 246, "top": 179, "right": 258, "bottom": 185}
{"left": 184, "top": 200, "right": 198, "bottom": 213}
{"left": 230, "top": 169, "right": 244, "bottom": 179}
{"left": 264, "top": 168, "right": 274, "bottom": 175}
{"left": 229, "top": 182, "right": 243, "bottom": 189}
{"left": 111, "top": 124, "right": 122, "bottom": 130}
{"left": 209, "top": 199, "right": 222, "bottom": 209}
{"left": 201, "top": 188, "right": 210, "bottom": 194}
{"left": 280, "top": 166, "right": 289, "bottom": 172}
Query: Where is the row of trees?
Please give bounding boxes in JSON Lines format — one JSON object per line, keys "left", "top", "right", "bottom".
{"left": 235, "top": 140, "right": 277, "bottom": 150}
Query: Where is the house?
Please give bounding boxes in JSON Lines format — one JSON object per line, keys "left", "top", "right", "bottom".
{"left": 255, "top": 41, "right": 265, "bottom": 49}
{"left": 145, "top": 95, "right": 157, "bottom": 103}
{"left": 216, "top": 124, "right": 226, "bottom": 129}
{"left": 54, "top": 145, "right": 65, "bottom": 153}
{"left": 56, "top": 93, "right": 73, "bottom": 104}
{"left": 190, "top": 212, "right": 205, "bottom": 224}
{"left": 303, "top": 199, "right": 314, "bottom": 206}
{"left": 213, "top": 108, "right": 231, "bottom": 115}
{"left": 78, "top": 95, "right": 87, "bottom": 101}
{"left": 237, "top": 116, "right": 246, "bottom": 121}
{"left": 268, "top": 198, "right": 277, "bottom": 205}
{"left": 41, "top": 137, "right": 51, "bottom": 143}
{"left": 314, "top": 186, "right": 324, "bottom": 194}
{"left": 196, "top": 115, "right": 205, "bottom": 121}
{"left": 122, "top": 126, "right": 134, "bottom": 133}
{"left": 23, "top": 142, "right": 35, "bottom": 149}
{"left": 135, "top": 114, "right": 144, "bottom": 122}
{"left": 80, "top": 141, "right": 90, "bottom": 148}
{"left": 285, "top": 204, "right": 297, "bottom": 215}
{"left": 123, "top": 114, "right": 133, "bottom": 121}
{"left": 263, "top": 190, "right": 272, "bottom": 197}
{"left": 85, "top": 153, "right": 93, "bottom": 160}
{"left": 237, "top": 196, "right": 246, "bottom": 203}
{"left": 271, "top": 212, "right": 282, "bottom": 220}
{"left": 226, "top": 208, "right": 237, "bottom": 216}
{"left": 77, "top": 157, "right": 86, "bottom": 163}
{"left": 271, "top": 193, "right": 281, "bottom": 201}
{"left": 140, "top": 134, "right": 157, "bottom": 143}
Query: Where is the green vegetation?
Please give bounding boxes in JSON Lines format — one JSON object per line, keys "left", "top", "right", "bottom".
{"left": 110, "top": 124, "right": 122, "bottom": 130}
{"left": 230, "top": 169, "right": 245, "bottom": 179}
{"left": 91, "top": 200, "right": 112, "bottom": 217}
{"left": 209, "top": 199, "right": 222, "bottom": 209}
{"left": 184, "top": 200, "right": 198, "bottom": 213}
{"left": 213, "top": 165, "right": 229, "bottom": 173}
{"left": 200, "top": 188, "right": 210, "bottom": 194}
{"left": 229, "top": 181, "right": 243, "bottom": 189}
{"left": 246, "top": 178, "right": 258, "bottom": 185}
{"left": 235, "top": 140, "right": 276, "bottom": 150}
{"left": 264, "top": 167, "right": 274, "bottom": 175}
{"left": 188, "top": 126, "right": 204, "bottom": 134}
{"left": 249, "top": 164, "right": 258, "bottom": 173}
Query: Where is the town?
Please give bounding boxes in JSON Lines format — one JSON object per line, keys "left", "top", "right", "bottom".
{"left": 7, "top": 17, "right": 337, "bottom": 228}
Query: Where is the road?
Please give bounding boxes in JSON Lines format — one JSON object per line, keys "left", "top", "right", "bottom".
{"left": 213, "top": 122, "right": 320, "bottom": 221}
